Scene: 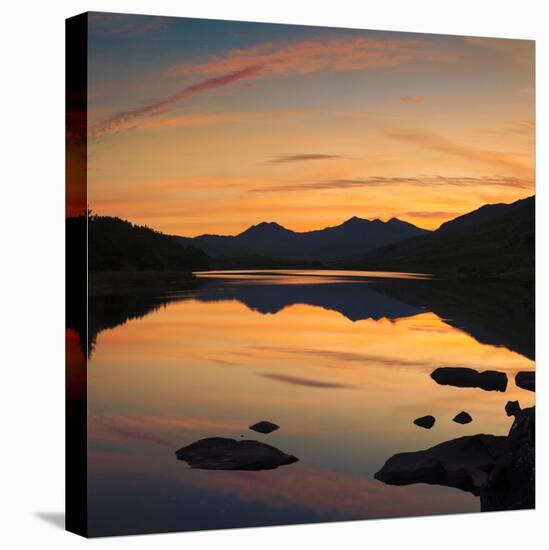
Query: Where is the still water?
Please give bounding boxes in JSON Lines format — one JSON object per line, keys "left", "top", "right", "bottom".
{"left": 84, "top": 270, "right": 534, "bottom": 536}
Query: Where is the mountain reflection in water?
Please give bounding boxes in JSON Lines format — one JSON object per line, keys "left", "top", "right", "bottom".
{"left": 84, "top": 270, "right": 534, "bottom": 536}
{"left": 84, "top": 270, "right": 533, "bottom": 360}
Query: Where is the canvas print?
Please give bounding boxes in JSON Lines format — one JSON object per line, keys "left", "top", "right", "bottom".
{"left": 66, "top": 12, "right": 535, "bottom": 538}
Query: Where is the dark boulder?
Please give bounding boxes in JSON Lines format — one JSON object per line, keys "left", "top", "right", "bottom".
{"left": 413, "top": 415, "right": 435, "bottom": 429}
{"left": 505, "top": 400, "right": 521, "bottom": 417}
{"left": 249, "top": 420, "right": 280, "bottom": 434}
{"left": 481, "top": 407, "right": 535, "bottom": 511}
{"left": 375, "top": 434, "right": 508, "bottom": 495}
{"left": 515, "top": 371, "right": 535, "bottom": 392}
{"left": 431, "top": 367, "right": 507, "bottom": 392}
{"left": 453, "top": 411, "right": 473, "bottom": 424}
{"left": 175, "top": 437, "right": 298, "bottom": 470}
{"left": 375, "top": 408, "right": 535, "bottom": 511}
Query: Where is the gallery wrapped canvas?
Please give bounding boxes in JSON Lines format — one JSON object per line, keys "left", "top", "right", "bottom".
{"left": 66, "top": 11, "right": 535, "bottom": 538}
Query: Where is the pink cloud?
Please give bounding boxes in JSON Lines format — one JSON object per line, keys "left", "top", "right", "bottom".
{"left": 169, "top": 36, "right": 458, "bottom": 78}
{"left": 92, "top": 35, "right": 459, "bottom": 140}
{"left": 90, "top": 65, "right": 263, "bottom": 139}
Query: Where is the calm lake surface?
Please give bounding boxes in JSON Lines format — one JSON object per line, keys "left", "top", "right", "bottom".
{"left": 85, "top": 270, "right": 535, "bottom": 536}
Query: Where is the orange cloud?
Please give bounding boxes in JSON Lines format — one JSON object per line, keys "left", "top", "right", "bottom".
{"left": 499, "top": 120, "right": 535, "bottom": 136}
{"left": 389, "top": 130, "right": 533, "bottom": 176}
{"left": 267, "top": 153, "right": 343, "bottom": 164}
{"left": 250, "top": 175, "right": 532, "bottom": 193}
{"left": 399, "top": 95, "right": 425, "bottom": 104}
{"left": 402, "top": 210, "right": 459, "bottom": 218}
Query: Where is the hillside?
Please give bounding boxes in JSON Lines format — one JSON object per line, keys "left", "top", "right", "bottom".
{"left": 174, "top": 216, "right": 428, "bottom": 261}
{"left": 355, "top": 196, "right": 534, "bottom": 279}
{"left": 67, "top": 215, "right": 211, "bottom": 272}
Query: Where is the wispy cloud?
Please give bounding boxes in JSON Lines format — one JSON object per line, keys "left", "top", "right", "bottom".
{"left": 498, "top": 120, "right": 535, "bottom": 136}
{"left": 267, "top": 154, "right": 343, "bottom": 164}
{"left": 169, "top": 36, "right": 458, "bottom": 78}
{"left": 403, "top": 210, "right": 458, "bottom": 219}
{"left": 90, "top": 66, "right": 263, "bottom": 139}
{"left": 390, "top": 130, "right": 531, "bottom": 174}
{"left": 93, "top": 35, "right": 458, "bottom": 140}
{"left": 259, "top": 373, "right": 356, "bottom": 389}
{"left": 399, "top": 95, "right": 425, "bottom": 104}
{"left": 249, "top": 175, "right": 532, "bottom": 193}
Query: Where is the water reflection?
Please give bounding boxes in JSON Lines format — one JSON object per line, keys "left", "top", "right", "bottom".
{"left": 82, "top": 271, "right": 534, "bottom": 360}
{"left": 85, "top": 270, "right": 534, "bottom": 536}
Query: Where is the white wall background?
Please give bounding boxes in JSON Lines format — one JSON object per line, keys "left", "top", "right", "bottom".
{"left": 0, "top": 0, "right": 546, "bottom": 548}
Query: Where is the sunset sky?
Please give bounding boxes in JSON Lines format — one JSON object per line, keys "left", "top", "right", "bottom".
{"left": 86, "top": 12, "right": 534, "bottom": 236}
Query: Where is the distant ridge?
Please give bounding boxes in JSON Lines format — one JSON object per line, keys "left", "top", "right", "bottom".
{"left": 173, "top": 216, "right": 429, "bottom": 261}
{"left": 356, "top": 196, "right": 534, "bottom": 279}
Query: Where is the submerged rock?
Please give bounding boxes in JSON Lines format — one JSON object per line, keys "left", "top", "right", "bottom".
{"left": 453, "top": 411, "right": 473, "bottom": 424}
{"left": 431, "top": 367, "right": 507, "bottom": 392}
{"left": 249, "top": 421, "right": 280, "bottom": 434}
{"left": 375, "top": 434, "right": 508, "bottom": 495}
{"left": 505, "top": 400, "right": 521, "bottom": 417}
{"left": 515, "top": 371, "right": 535, "bottom": 392}
{"left": 175, "top": 437, "right": 298, "bottom": 470}
{"left": 414, "top": 415, "right": 435, "bottom": 429}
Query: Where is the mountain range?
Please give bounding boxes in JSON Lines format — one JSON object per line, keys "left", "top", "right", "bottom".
{"left": 356, "top": 195, "right": 534, "bottom": 278}
{"left": 174, "top": 216, "right": 428, "bottom": 261}
{"left": 77, "top": 194, "right": 534, "bottom": 281}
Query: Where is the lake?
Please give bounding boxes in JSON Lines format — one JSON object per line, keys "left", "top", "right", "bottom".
{"left": 83, "top": 270, "right": 535, "bottom": 536}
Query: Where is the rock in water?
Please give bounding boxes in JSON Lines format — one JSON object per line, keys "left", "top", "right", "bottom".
{"left": 249, "top": 421, "right": 280, "bottom": 434}
{"left": 453, "top": 411, "right": 473, "bottom": 424}
{"left": 375, "top": 434, "right": 508, "bottom": 495}
{"left": 515, "top": 371, "right": 535, "bottom": 392}
{"left": 505, "top": 400, "right": 521, "bottom": 417}
{"left": 414, "top": 415, "right": 435, "bottom": 429}
{"left": 175, "top": 437, "right": 298, "bottom": 470}
{"left": 431, "top": 367, "right": 507, "bottom": 392}
{"left": 481, "top": 407, "right": 535, "bottom": 511}
{"left": 376, "top": 408, "right": 535, "bottom": 511}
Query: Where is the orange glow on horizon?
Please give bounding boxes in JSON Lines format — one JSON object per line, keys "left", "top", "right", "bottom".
{"left": 87, "top": 23, "right": 534, "bottom": 236}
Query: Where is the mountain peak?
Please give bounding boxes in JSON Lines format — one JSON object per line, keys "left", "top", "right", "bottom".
{"left": 187, "top": 213, "right": 430, "bottom": 261}
{"left": 342, "top": 216, "right": 367, "bottom": 225}
{"left": 256, "top": 221, "right": 284, "bottom": 228}
{"left": 387, "top": 216, "right": 408, "bottom": 226}
{"left": 238, "top": 220, "right": 292, "bottom": 238}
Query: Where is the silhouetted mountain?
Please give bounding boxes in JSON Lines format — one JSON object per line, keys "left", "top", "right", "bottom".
{"left": 174, "top": 217, "right": 428, "bottom": 261}
{"left": 355, "top": 196, "right": 534, "bottom": 278}
{"left": 85, "top": 215, "right": 210, "bottom": 272}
